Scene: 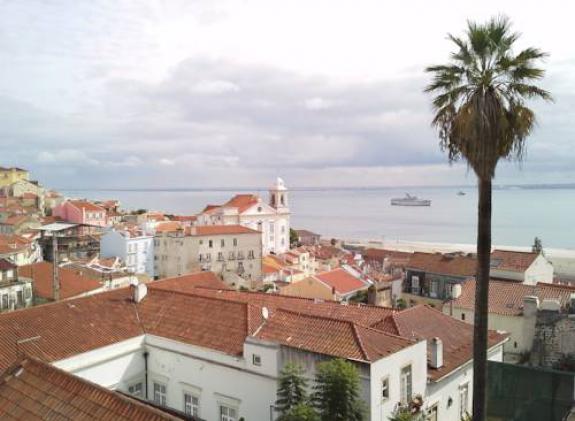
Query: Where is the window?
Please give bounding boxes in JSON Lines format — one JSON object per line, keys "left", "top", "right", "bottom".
{"left": 461, "top": 313, "right": 466, "bottom": 321}
{"left": 220, "top": 405, "right": 237, "bottom": 421}
{"left": 209, "top": 240, "right": 213, "bottom": 248}
{"left": 427, "top": 404, "right": 438, "bottom": 421}
{"left": 237, "top": 262, "right": 244, "bottom": 273}
{"left": 153, "top": 382, "right": 167, "bottom": 406}
{"left": 16, "top": 291, "right": 23, "bottom": 306}
{"left": 199, "top": 239, "right": 203, "bottom": 245}
{"left": 459, "top": 383, "right": 469, "bottom": 419}
{"left": 128, "top": 382, "right": 143, "bottom": 398}
{"left": 6, "top": 270, "right": 13, "bottom": 279}
{"left": 381, "top": 377, "right": 389, "bottom": 400}
{"left": 184, "top": 393, "right": 199, "bottom": 416}
{"left": 229, "top": 251, "right": 235, "bottom": 260}
{"left": 221, "top": 239, "right": 225, "bottom": 247}
{"left": 253, "top": 354, "right": 261, "bottom": 366}
{"left": 24, "top": 287, "right": 31, "bottom": 299}
{"left": 247, "top": 250, "right": 254, "bottom": 259}
{"left": 199, "top": 254, "right": 203, "bottom": 262}
{"left": 233, "top": 238, "right": 238, "bottom": 247}
{"left": 206, "top": 253, "right": 211, "bottom": 262}
{"left": 218, "top": 252, "right": 224, "bottom": 261}
{"left": 1, "top": 294, "right": 7, "bottom": 309}
{"left": 400, "top": 365, "right": 412, "bottom": 404}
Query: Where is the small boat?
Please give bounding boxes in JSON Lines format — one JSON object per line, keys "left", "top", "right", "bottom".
{"left": 457, "top": 191, "right": 466, "bottom": 196}
{"left": 390, "top": 193, "right": 431, "bottom": 207}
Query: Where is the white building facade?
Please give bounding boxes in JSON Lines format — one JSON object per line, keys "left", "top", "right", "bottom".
{"left": 100, "top": 229, "right": 155, "bottom": 278}
{"left": 198, "top": 178, "right": 290, "bottom": 255}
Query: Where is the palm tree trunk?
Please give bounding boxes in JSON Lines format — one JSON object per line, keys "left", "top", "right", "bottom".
{"left": 472, "top": 177, "right": 492, "bottom": 421}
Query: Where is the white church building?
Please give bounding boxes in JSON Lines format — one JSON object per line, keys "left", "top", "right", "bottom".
{"left": 197, "top": 178, "right": 290, "bottom": 255}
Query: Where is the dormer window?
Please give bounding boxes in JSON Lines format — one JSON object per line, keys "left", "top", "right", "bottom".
{"left": 257, "top": 207, "right": 262, "bottom": 212}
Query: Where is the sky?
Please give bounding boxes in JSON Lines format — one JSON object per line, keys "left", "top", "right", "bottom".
{"left": 0, "top": 0, "right": 574, "bottom": 189}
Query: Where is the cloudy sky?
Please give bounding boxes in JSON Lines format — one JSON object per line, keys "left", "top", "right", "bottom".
{"left": 1, "top": 0, "right": 573, "bottom": 189}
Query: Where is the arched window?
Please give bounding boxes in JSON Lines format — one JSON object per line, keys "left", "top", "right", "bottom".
{"left": 280, "top": 194, "right": 284, "bottom": 206}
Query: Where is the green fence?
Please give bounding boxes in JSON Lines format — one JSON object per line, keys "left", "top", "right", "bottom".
{"left": 488, "top": 361, "right": 574, "bottom": 421}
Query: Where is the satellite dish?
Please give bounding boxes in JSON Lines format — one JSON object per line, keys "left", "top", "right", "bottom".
{"left": 262, "top": 307, "right": 269, "bottom": 320}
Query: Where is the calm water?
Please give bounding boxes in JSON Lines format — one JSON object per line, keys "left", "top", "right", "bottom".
{"left": 61, "top": 186, "right": 575, "bottom": 249}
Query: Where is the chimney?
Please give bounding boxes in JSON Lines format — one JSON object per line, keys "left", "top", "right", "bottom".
{"left": 523, "top": 296, "right": 539, "bottom": 317}
{"left": 430, "top": 337, "right": 443, "bottom": 369}
{"left": 131, "top": 283, "right": 148, "bottom": 303}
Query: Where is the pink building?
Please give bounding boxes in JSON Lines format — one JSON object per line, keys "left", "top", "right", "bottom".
{"left": 53, "top": 200, "right": 107, "bottom": 227}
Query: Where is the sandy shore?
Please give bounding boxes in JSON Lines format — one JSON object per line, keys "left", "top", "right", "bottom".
{"left": 344, "top": 238, "right": 575, "bottom": 279}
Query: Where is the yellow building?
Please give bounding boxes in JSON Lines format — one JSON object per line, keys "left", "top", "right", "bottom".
{"left": 0, "top": 167, "right": 29, "bottom": 188}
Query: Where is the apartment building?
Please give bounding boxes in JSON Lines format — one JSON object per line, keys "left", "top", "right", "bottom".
{"left": 0, "top": 272, "right": 507, "bottom": 421}
{"left": 154, "top": 225, "right": 262, "bottom": 286}
{"left": 100, "top": 227, "right": 155, "bottom": 277}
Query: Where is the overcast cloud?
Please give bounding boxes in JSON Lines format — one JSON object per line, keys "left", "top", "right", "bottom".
{"left": 0, "top": 0, "right": 573, "bottom": 188}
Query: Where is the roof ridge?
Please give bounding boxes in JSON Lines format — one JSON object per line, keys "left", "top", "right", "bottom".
{"left": 351, "top": 323, "right": 369, "bottom": 361}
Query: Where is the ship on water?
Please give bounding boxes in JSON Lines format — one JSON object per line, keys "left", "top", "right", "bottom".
{"left": 390, "top": 193, "right": 431, "bottom": 207}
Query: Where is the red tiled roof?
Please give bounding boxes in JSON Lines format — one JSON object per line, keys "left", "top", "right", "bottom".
{"left": 315, "top": 268, "right": 369, "bottom": 295}
{"left": 0, "top": 234, "right": 32, "bottom": 254}
{"left": 21, "top": 192, "right": 37, "bottom": 199}
{"left": 223, "top": 194, "right": 260, "bottom": 213}
{"left": 407, "top": 252, "right": 476, "bottom": 277}
{"left": 451, "top": 278, "right": 575, "bottom": 316}
{"left": 190, "top": 225, "right": 260, "bottom": 236}
{"left": 262, "top": 263, "right": 280, "bottom": 275}
{"left": 155, "top": 221, "right": 183, "bottom": 233}
{"left": 388, "top": 305, "right": 507, "bottom": 380}
{"left": 69, "top": 201, "right": 106, "bottom": 213}
{"left": 363, "top": 248, "right": 413, "bottom": 264}
{"left": 491, "top": 250, "right": 539, "bottom": 273}
{"left": 0, "top": 258, "right": 16, "bottom": 271}
{"left": 0, "top": 357, "right": 184, "bottom": 420}
{"left": 19, "top": 262, "right": 103, "bottom": 300}
{"left": 201, "top": 204, "right": 220, "bottom": 213}
{"left": 171, "top": 215, "right": 197, "bottom": 222}
{"left": 255, "top": 309, "right": 414, "bottom": 362}
{"left": 179, "top": 286, "right": 397, "bottom": 331}
{"left": 150, "top": 272, "right": 230, "bottom": 291}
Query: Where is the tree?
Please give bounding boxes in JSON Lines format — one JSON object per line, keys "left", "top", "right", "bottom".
{"left": 312, "top": 359, "right": 366, "bottom": 421}
{"left": 425, "top": 17, "right": 551, "bottom": 420}
{"left": 276, "top": 363, "right": 309, "bottom": 414}
{"left": 290, "top": 229, "right": 300, "bottom": 247}
{"left": 532, "top": 236, "right": 544, "bottom": 254}
{"left": 278, "top": 403, "right": 320, "bottom": 421}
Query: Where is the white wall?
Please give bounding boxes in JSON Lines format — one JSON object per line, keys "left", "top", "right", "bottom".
{"left": 369, "top": 340, "right": 427, "bottom": 421}
{"left": 54, "top": 336, "right": 146, "bottom": 389}
{"left": 145, "top": 335, "right": 278, "bottom": 421}
{"left": 447, "top": 306, "right": 527, "bottom": 361}
{"left": 100, "top": 230, "right": 155, "bottom": 278}
{"left": 425, "top": 345, "right": 503, "bottom": 421}
{"left": 525, "top": 254, "right": 554, "bottom": 284}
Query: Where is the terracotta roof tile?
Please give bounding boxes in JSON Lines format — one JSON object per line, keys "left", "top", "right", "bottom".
{"left": 315, "top": 268, "right": 369, "bottom": 295}
{"left": 150, "top": 272, "right": 230, "bottom": 291}
{"left": 254, "top": 309, "right": 413, "bottom": 362}
{"left": 0, "top": 357, "right": 184, "bottom": 420}
{"left": 19, "top": 262, "right": 103, "bottom": 300}
{"left": 69, "top": 201, "right": 106, "bottom": 213}
{"left": 451, "top": 278, "right": 575, "bottom": 316}
{"left": 387, "top": 305, "right": 507, "bottom": 380}
{"left": 490, "top": 250, "right": 539, "bottom": 273}
{"left": 223, "top": 194, "right": 260, "bottom": 213}
{"left": 155, "top": 221, "right": 183, "bottom": 233}
{"left": 190, "top": 225, "right": 260, "bottom": 236}
{"left": 407, "top": 252, "right": 476, "bottom": 277}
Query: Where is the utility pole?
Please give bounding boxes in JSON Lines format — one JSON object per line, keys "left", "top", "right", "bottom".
{"left": 52, "top": 234, "right": 60, "bottom": 301}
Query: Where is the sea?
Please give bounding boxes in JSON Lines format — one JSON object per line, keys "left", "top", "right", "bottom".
{"left": 61, "top": 185, "right": 575, "bottom": 250}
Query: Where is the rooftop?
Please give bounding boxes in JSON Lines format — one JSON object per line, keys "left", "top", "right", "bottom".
{"left": 0, "top": 272, "right": 507, "bottom": 381}
{"left": 314, "top": 268, "right": 370, "bottom": 295}
{"left": 451, "top": 279, "right": 575, "bottom": 316}
{"left": 69, "top": 200, "right": 106, "bottom": 213}
{"left": 19, "top": 262, "right": 103, "bottom": 300}
{"left": 490, "top": 249, "right": 540, "bottom": 273}
{"left": 407, "top": 252, "right": 476, "bottom": 277}
{"left": 0, "top": 357, "right": 185, "bottom": 420}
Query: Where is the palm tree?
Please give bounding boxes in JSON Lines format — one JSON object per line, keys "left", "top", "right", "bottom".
{"left": 425, "top": 17, "right": 551, "bottom": 421}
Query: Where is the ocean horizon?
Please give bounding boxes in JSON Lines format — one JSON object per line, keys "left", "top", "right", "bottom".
{"left": 60, "top": 184, "right": 575, "bottom": 250}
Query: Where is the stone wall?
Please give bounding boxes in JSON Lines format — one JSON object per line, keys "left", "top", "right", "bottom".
{"left": 531, "top": 310, "right": 575, "bottom": 368}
